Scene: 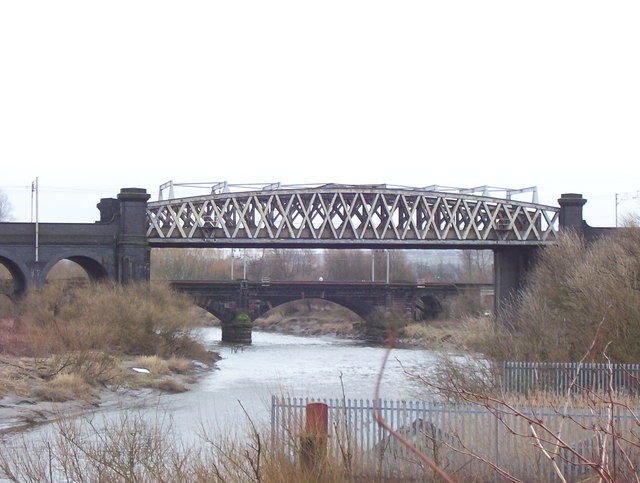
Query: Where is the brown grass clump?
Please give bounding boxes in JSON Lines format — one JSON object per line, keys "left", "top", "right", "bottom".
{"left": 128, "top": 356, "right": 198, "bottom": 392}
{"left": 167, "top": 356, "right": 192, "bottom": 374}
{"left": 133, "top": 355, "right": 171, "bottom": 376}
{"left": 0, "top": 356, "right": 37, "bottom": 397}
{"left": 35, "top": 373, "right": 95, "bottom": 402}
{"left": 150, "top": 377, "right": 188, "bottom": 393}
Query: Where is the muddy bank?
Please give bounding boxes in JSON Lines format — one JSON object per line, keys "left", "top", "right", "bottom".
{"left": 253, "top": 312, "right": 483, "bottom": 351}
{"left": 0, "top": 356, "right": 216, "bottom": 434}
{"left": 250, "top": 298, "right": 484, "bottom": 350}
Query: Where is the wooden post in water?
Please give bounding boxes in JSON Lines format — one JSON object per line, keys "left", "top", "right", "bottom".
{"left": 300, "top": 402, "right": 329, "bottom": 473}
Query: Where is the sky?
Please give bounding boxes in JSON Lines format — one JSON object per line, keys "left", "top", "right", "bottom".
{"left": 1, "top": 1, "right": 639, "bottom": 226}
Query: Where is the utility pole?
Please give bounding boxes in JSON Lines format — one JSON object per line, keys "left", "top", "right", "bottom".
{"left": 243, "top": 249, "right": 247, "bottom": 280}
{"left": 371, "top": 250, "right": 375, "bottom": 282}
{"left": 385, "top": 249, "right": 390, "bottom": 284}
{"left": 32, "top": 177, "right": 39, "bottom": 263}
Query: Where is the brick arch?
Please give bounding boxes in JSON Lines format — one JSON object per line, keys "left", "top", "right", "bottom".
{"left": 0, "top": 255, "right": 28, "bottom": 297}
{"left": 245, "top": 294, "right": 376, "bottom": 324}
{"left": 252, "top": 297, "right": 368, "bottom": 323}
{"left": 414, "top": 293, "right": 443, "bottom": 320}
{"left": 193, "top": 302, "right": 235, "bottom": 325}
{"left": 42, "top": 255, "right": 109, "bottom": 282}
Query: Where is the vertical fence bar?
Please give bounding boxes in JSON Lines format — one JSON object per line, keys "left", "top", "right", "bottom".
{"left": 365, "top": 399, "right": 371, "bottom": 477}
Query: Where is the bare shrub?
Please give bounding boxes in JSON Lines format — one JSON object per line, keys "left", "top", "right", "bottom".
{"left": 0, "top": 294, "right": 15, "bottom": 318}
{"left": 0, "top": 189, "right": 11, "bottom": 222}
{"left": 0, "top": 410, "right": 348, "bottom": 483}
{"left": 427, "top": 355, "right": 502, "bottom": 402}
{"left": 167, "top": 356, "right": 193, "bottom": 374}
{"left": 133, "top": 355, "right": 171, "bottom": 375}
{"left": 397, "top": 351, "right": 640, "bottom": 482}
{"left": 473, "top": 229, "right": 640, "bottom": 364}
{"left": 17, "top": 281, "right": 208, "bottom": 360}
{"left": 150, "top": 377, "right": 188, "bottom": 393}
{"left": 0, "top": 317, "right": 31, "bottom": 356}
{"left": 43, "top": 351, "right": 125, "bottom": 387}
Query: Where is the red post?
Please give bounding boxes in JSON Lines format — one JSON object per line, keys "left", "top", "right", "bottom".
{"left": 306, "top": 402, "right": 328, "bottom": 434}
{"left": 300, "top": 402, "right": 329, "bottom": 471}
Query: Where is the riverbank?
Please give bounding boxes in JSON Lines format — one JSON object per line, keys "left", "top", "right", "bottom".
{"left": 0, "top": 353, "right": 218, "bottom": 433}
{"left": 253, "top": 304, "right": 489, "bottom": 352}
{"left": 0, "top": 282, "right": 220, "bottom": 434}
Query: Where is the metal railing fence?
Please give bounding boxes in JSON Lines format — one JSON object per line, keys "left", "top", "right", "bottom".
{"left": 271, "top": 396, "right": 640, "bottom": 482}
{"left": 503, "top": 361, "right": 640, "bottom": 395}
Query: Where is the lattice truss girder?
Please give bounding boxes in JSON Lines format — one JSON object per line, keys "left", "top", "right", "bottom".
{"left": 146, "top": 189, "right": 559, "bottom": 243}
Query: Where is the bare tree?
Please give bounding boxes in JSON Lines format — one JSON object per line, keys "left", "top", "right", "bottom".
{"left": 151, "top": 248, "right": 230, "bottom": 280}
{"left": 458, "top": 250, "right": 493, "bottom": 283}
{"left": 323, "top": 249, "right": 371, "bottom": 281}
{"left": 0, "top": 190, "right": 11, "bottom": 221}
{"left": 252, "top": 249, "right": 320, "bottom": 281}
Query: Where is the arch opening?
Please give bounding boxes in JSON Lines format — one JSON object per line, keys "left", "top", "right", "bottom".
{"left": 187, "top": 303, "right": 221, "bottom": 326}
{"left": 45, "top": 257, "right": 108, "bottom": 283}
{"left": 253, "top": 298, "right": 365, "bottom": 336}
{"left": 0, "top": 256, "right": 27, "bottom": 298}
{"left": 416, "top": 294, "right": 442, "bottom": 320}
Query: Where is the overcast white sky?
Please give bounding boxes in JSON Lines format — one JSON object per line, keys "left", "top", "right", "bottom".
{"left": 1, "top": 1, "right": 638, "bottom": 226}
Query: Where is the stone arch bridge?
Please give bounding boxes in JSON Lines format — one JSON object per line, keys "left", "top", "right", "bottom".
{"left": 172, "top": 279, "right": 492, "bottom": 342}
{"left": 172, "top": 279, "right": 491, "bottom": 323}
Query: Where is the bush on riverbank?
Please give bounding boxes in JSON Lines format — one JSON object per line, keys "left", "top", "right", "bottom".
{"left": 0, "top": 282, "right": 214, "bottom": 400}
{"left": 422, "top": 228, "right": 640, "bottom": 403}
{"left": 15, "top": 281, "right": 208, "bottom": 359}
{"left": 480, "top": 228, "right": 640, "bottom": 364}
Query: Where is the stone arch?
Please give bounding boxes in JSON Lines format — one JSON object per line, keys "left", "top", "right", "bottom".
{"left": 0, "top": 255, "right": 28, "bottom": 297}
{"left": 43, "top": 255, "right": 109, "bottom": 282}
{"left": 252, "top": 297, "right": 367, "bottom": 326}
{"left": 187, "top": 296, "right": 240, "bottom": 325}
{"left": 415, "top": 294, "right": 443, "bottom": 320}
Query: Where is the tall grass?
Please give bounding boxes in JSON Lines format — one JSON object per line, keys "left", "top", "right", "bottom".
{"left": 490, "top": 228, "right": 640, "bottom": 363}
{"left": 0, "top": 282, "right": 214, "bottom": 400}
{"left": 0, "top": 410, "right": 349, "bottom": 483}
{"left": 16, "top": 281, "right": 208, "bottom": 360}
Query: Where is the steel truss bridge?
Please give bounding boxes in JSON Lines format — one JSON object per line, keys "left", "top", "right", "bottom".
{"left": 146, "top": 183, "right": 559, "bottom": 248}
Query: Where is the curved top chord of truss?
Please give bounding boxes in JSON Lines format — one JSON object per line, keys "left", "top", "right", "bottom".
{"left": 146, "top": 185, "right": 559, "bottom": 247}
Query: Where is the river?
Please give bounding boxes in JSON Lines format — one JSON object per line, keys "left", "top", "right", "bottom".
{"left": 2, "top": 327, "right": 447, "bottom": 447}
{"left": 173, "top": 327, "right": 441, "bottom": 432}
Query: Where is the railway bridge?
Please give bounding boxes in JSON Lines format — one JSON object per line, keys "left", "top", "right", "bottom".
{"left": 0, "top": 183, "right": 613, "bottom": 341}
